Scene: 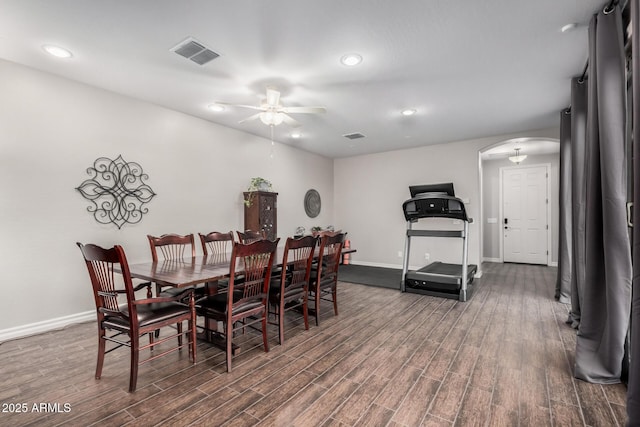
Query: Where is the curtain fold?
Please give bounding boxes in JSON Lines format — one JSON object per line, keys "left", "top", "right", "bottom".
{"left": 569, "top": 77, "right": 588, "bottom": 328}
{"left": 628, "top": 0, "right": 640, "bottom": 423}
{"left": 556, "top": 109, "right": 572, "bottom": 304}
{"left": 575, "top": 6, "right": 632, "bottom": 384}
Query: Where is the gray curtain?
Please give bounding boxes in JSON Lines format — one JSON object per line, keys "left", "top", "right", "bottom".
{"left": 575, "top": 6, "right": 632, "bottom": 383}
{"left": 628, "top": 0, "right": 640, "bottom": 423}
{"left": 556, "top": 109, "right": 572, "bottom": 304}
{"left": 568, "top": 77, "right": 588, "bottom": 328}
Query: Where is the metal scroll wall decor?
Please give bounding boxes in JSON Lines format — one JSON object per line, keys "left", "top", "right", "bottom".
{"left": 76, "top": 155, "right": 156, "bottom": 229}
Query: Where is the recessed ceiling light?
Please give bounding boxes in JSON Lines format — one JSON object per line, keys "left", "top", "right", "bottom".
{"left": 401, "top": 109, "right": 417, "bottom": 116}
{"left": 208, "top": 103, "right": 225, "bottom": 112}
{"left": 290, "top": 132, "right": 301, "bottom": 139}
{"left": 340, "top": 53, "right": 362, "bottom": 67}
{"left": 561, "top": 23, "right": 578, "bottom": 33}
{"left": 42, "top": 44, "right": 73, "bottom": 58}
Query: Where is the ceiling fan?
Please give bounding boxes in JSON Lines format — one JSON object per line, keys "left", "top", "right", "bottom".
{"left": 219, "top": 87, "right": 326, "bottom": 127}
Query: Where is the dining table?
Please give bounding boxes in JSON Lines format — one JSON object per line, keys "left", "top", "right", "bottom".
{"left": 123, "top": 245, "right": 357, "bottom": 352}
{"left": 125, "top": 246, "right": 357, "bottom": 290}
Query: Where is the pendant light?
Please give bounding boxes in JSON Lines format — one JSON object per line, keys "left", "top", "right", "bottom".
{"left": 509, "top": 147, "right": 527, "bottom": 164}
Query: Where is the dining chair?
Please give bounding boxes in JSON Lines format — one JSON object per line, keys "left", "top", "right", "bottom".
{"left": 236, "top": 229, "right": 265, "bottom": 244}
{"left": 237, "top": 229, "right": 284, "bottom": 282}
{"left": 147, "top": 233, "right": 196, "bottom": 298}
{"left": 199, "top": 231, "right": 235, "bottom": 293}
{"left": 77, "top": 242, "right": 196, "bottom": 392}
{"left": 309, "top": 232, "right": 346, "bottom": 326}
{"left": 268, "top": 235, "right": 317, "bottom": 344}
{"left": 196, "top": 238, "right": 279, "bottom": 372}
{"left": 199, "top": 231, "right": 234, "bottom": 258}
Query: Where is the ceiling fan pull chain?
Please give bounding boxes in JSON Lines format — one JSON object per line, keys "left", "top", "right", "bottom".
{"left": 270, "top": 125, "right": 275, "bottom": 159}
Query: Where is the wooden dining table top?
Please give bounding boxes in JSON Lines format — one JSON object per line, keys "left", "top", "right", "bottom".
{"left": 125, "top": 255, "right": 233, "bottom": 288}
{"left": 125, "top": 246, "right": 357, "bottom": 289}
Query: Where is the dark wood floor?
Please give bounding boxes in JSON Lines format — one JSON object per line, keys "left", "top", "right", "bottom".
{"left": 0, "top": 262, "right": 628, "bottom": 426}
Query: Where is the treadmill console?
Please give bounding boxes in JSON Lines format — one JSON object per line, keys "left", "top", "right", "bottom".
{"left": 402, "top": 193, "right": 468, "bottom": 222}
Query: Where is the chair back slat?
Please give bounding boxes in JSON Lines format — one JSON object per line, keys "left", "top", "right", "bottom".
{"left": 199, "top": 231, "right": 234, "bottom": 263}
{"left": 318, "top": 232, "right": 346, "bottom": 285}
{"left": 148, "top": 234, "right": 195, "bottom": 262}
{"left": 284, "top": 236, "right": 317, "bottom": 292}
{"left": 228, "top": 239, "right": 279, "bottom": 308}
{"left": 92, "top": 259, "right": 120, "bottom": 312}
{"left": 77, "top": 243, "right": 136, "bottom": 320}
{"left": 242, "top": 253, "right": 272, "bottom": 299}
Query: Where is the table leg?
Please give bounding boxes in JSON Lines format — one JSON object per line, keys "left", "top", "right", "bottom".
{"left": 204, "top": 280, "right": 218, "bottom": 334}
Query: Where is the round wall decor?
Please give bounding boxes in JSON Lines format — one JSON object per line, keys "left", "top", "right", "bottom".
{"left": 304, "top": 189, "right": 321, "bottom": 218}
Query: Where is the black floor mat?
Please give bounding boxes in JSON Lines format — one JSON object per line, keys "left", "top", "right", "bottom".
{"left": 338, "top": 264, "right": 401, "bottom": 290}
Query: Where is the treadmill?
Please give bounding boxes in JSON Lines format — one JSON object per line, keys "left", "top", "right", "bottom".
{"left": 401, "top": 183, "right": 477, "bottom": 302}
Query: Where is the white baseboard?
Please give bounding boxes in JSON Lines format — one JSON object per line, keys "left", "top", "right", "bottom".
{"left": 482, "top": 257, "right": 501, "bottom": 263}
{"left": 349, "top": 260, "right": 428, "bottom": 271}
{"left": 549, "top": 261, "right": 558, "bottom": 267}
{"left": 0, "top": 311, "right": 94, "bottom": 343}
{"left": 349, "top": 260, "right": 403, "bottom": 269}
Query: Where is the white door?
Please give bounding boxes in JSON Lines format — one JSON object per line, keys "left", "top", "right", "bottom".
{"left": 502, "top": 165, "right": 549, "bottom": 264}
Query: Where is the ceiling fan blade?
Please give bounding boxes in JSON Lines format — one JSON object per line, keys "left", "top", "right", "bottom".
{"left": 281, "top": 113, "right": 301, "bottom": 128}
{"left": 281, "top": 106, "right": 326, "bottom": 114}
{"left": 216, "top": 102, "right": 264, "bottom": 111}
{"left": 238, "top": 113, "right": 262, "bottom": 124}
{"left": 266, "top": 87, "right": 280, "bottom": 106}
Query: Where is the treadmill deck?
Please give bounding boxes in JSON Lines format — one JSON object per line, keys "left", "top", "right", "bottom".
{"left": 404, "top": 261, "right": 477, "bottom": 299}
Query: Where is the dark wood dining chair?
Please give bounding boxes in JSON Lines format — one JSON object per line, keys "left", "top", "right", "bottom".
{"left": 237, "top": 229, "right": 284, "bottom": 281}
{"left": 199, "top": 231, "right": 234, "bottom": 258}
{"left": 77, "top": 242, "right": 196, "bottom": 392}
{"left": 268, "top": 235, "right": 317, "bottom": 344}
{"left": 199, "top": 231, "right": 235, "bottom": 293}
{"left": 236, "top": 229, "right": 265, "bottom": 244}
{"left": 196, "top": 238, "right": 279, "bottom": 372}
{"left": 309, "top": 232, "right": 346, "bottom": 326}
{"left": 147, "top": 233, "right": 196, "bottom": 298}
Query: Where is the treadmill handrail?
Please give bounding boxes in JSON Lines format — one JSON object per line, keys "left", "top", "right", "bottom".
{"left": 407, "top": 229, "right": 465, "bottom": 238}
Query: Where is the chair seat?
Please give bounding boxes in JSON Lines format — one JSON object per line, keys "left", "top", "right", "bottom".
{"left": 269, "top": 283, "right": 305, "bottom": 303}
{"left": 104, "top": 302, "right": 191, "bottom": 329}
{"left": 196, "top": 290, "right": 243, "bottom": 313}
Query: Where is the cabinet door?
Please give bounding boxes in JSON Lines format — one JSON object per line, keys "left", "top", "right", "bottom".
{"left": 259, "top": 193, "right": 277, "bottom": 240}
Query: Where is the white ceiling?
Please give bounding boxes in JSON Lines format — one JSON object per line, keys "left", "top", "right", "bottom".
{"left": 0, "top": 0, "right": 605, "bottom": 158}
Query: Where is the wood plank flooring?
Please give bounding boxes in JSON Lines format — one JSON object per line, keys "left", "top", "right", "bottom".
{"left": 0, "top": 262, "right": 628, "bottom": 426}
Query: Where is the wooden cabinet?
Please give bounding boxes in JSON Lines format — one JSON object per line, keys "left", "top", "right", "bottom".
{"left": 243, "top": 191, "right": 278, "bottom": 240}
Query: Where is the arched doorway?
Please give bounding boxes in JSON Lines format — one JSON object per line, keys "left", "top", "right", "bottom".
{"left": 477, "top": 137, "right": 560, "bottom": 265}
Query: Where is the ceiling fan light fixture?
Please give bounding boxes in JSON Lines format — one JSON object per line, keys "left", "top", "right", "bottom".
{"left": 401, "top": 108, "right": 417, "bottom": 116}
{"left": 560, "top": 23, "right": 578, "bottom": 33}
{"left": 260, "top": 111, "right": 284, "bottom": 126}
{"left": 508, "top": 147, "right": 527, "bottom": 164}
{"left": 340, "top": 53, "right": 362, "bottom": 66}
{"left": 42, "top": 44, "right": 73, "bottom": 58}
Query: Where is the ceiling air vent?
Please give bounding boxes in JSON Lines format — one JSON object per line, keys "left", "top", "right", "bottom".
{"left": 171, "top": 37, "right": 219, "bottom": 65}
{"left": 343, "top": 132, "right": 366, "bottom": 140}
